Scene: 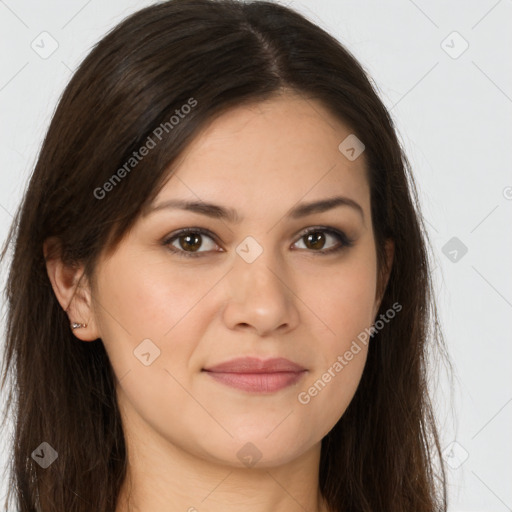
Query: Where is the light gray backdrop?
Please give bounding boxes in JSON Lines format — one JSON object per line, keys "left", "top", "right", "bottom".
{"left": 1, "top": 1, "right": 511, "bottom": 511}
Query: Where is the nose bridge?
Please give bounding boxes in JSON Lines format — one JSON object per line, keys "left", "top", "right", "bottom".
{"left": 232, "top": 233, "right": 286, "bottom": 294}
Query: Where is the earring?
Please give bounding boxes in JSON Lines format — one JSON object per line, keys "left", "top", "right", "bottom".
{"left": 71, "top": 322, "right": 87, "bottom": 329}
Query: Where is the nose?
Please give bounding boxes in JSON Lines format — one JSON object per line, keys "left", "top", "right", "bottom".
{"left": 221, "top": 246, "right": 300, "bottom": 337}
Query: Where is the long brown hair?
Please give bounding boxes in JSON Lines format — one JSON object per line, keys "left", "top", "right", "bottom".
{"left": 0, "top": 0, "right": 448, "bottom": 510}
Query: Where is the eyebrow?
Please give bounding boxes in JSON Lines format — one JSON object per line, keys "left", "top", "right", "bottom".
{"left": 145, "top": 195, "right": 364, "bottom": 223}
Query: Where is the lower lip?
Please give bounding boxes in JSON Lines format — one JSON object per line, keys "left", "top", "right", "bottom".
{"left": 203, "top": 371, "right": 306, "bottom": 393}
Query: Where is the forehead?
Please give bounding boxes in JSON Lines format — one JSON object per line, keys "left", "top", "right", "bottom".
{"left": 155, "top": 93, "right": 369, "bottom": 214}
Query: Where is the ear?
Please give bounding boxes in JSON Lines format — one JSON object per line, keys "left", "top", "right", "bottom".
{"left": 43, "top": 236, "right": 100, "bottom": 342}
{"left": 372, "top": 238, "right": 395, "bottom": 320}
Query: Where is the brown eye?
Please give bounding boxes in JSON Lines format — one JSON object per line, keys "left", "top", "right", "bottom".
{"left": 303, "top": 231, "right": 327, "bottom": 250}
{"left": 177, "top": 233, "right": 202, "bottom": 252}
{"left": 163, "top": 226, "right": 353, "bottom": 259}
{"left": 164, "top": 229, "right": 220, "bottom": 258}
{"left": 293, "top": 227, "right": 353, "bottom": 254}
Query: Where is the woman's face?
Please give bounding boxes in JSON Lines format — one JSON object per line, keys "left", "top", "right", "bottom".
{"left": 83, "top": 93, "right": 392, "bottom": 468}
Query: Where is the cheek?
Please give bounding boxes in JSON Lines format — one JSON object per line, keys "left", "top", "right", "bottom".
{"left": 296, "top": 278, "right": 372, "bottom": 438}
{"left": 92, "top": 246, "right": 235, "bottom": 396}
{"left": 94, "top": 249, "right": 215, "bottom": 340}
{"left": 297, "top": 345, "right": 368, "bottom": 442}
{"left": 92, "top": 251, "right": 199, "bottom": 379}
{"left": 306, "top": 241, "right": 378, "bottom": 352}
{"left": 294, "top": 243, "right": 376, "bottom": 431}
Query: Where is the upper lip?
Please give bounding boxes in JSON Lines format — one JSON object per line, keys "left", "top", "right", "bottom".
{"left": 203, "top": 357, "right": 306, "bottom": 373}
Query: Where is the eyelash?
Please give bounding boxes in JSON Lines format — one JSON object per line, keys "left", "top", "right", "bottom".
{"left": 162, "top": 226, "right": 354, "bottom": 259}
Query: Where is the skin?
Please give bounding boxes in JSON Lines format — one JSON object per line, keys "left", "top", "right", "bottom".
{"left": 45, "top": 92, "right": 393, "bottom": 512}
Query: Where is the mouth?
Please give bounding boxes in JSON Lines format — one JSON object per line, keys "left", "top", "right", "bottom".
{"left": 202, "top": 370, "right": 307, "bottom": 393}
{"left": 202, "top": 357, "right": 307, "bottom": 393}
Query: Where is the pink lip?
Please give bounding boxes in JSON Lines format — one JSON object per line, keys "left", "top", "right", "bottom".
{"left": 202, "top": 357, "right": 307, "bottom": 393}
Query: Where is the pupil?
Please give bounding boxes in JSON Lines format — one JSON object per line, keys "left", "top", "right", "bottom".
{"left": 307, "top": 232, "right": 325, "bottom": 250}
{"left": 181, "top": 234, "right": 201, "bottom": 251}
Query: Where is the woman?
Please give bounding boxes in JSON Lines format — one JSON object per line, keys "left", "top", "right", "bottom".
{"left": 0, "top": 0, "right": 448, "bottom": 510}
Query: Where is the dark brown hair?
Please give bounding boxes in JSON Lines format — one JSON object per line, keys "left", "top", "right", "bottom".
{"left": 1, "top": 0, "right": 448, "bottom": 510}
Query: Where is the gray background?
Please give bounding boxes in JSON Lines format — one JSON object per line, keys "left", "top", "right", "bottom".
{"left": 1, "top": 1, "right": 511, "bottom": 510}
